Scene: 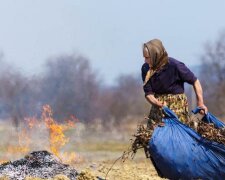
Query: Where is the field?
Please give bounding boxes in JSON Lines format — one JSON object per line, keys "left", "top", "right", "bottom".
{"left": 0, "top": 120, "right": 165, "bottom": 180}
{"left": 70, "top": 128, "right": 165, "bottom": 180}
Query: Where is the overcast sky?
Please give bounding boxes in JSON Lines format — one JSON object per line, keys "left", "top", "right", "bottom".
{"left": 0, "top": 0, "right": 225, "bottom": 84}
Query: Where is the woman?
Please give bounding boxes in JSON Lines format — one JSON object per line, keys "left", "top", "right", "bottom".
{"left": 142, "top": 39, "right": 207, "bottom": 128}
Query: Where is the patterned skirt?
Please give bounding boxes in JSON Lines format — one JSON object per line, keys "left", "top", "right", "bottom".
{"left": 147, "top": 93, "right": 189, "bottom": 128}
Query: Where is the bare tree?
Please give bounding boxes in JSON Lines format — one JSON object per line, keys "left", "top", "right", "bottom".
{"left": 0, "top": 53, "right": 149, "bottom": 129}
{"left": 0, "top": 60, "right": 33, "bottom": 128}
{"left": 200, "top": 31, "right": 225, "bottom": 117}
{"left": 98, "top": 74, "right": 147, "bottom": 127}
{"left": 40, "top": 54, "right": 100, "bottom": 122}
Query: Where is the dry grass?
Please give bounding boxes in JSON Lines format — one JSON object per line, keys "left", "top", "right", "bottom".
{"left": 0, "top": 120, "right": 165, "bottom": 180}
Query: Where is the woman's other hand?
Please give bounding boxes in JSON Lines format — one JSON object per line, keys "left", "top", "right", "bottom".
{"left": 198, "top": 104, "right": 208, "bottom": 114}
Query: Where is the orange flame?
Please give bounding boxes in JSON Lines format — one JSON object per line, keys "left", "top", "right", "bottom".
{"left": 7, "top": 126, "right": 31, "bottom": 155}
{"left": 0, "top": 104, "right": 77, "bottom": 164}
{"left": 42, "top": 105, "right": 70, "bottom": 157}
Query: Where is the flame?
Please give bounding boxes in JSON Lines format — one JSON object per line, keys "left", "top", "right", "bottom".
{"left": 25, "top": 117, "right": 41, "bottom": 129}
{"left": 7, "top": 146, "right": 30, "bottom": 154}
{"left": 42, "top": 105, "right": 68, "bottom": 156}
{"left": 61, "top": 152, "right": 76, "bottom": 163}
{"left": 0, "top": 104, "right": 77, "bottom": 164}
{"left": 7, "top": 126, "right": 31, "bottom": 155}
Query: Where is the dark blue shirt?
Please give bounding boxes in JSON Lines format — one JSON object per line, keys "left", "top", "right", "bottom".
{"left": 142, "top": 57, "right": 197, "bottom": 96}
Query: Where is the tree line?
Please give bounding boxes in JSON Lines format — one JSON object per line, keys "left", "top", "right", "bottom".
{"left": 0, "top": 53, "right": 147, "bottom": 128}
{"left": 0, "top": 32, "right": 225, "bottom": 128}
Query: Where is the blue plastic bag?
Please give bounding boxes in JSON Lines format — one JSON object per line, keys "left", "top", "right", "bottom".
{"left": 148, "top": 107, "right": 225, "bottom": 180}
{"left": 192, "top": 107, "right": 225, "bottom": 128}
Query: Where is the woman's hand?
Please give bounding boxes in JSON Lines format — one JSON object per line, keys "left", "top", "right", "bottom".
{"left": 145, "top": 94, "right": 167, "bottom": 108}
{"left": 158, "top": 101, "right": 167, "bottom": 113}
{"left": 145, "top": 94, "right": 162, "bottom": 107}
{"left": 162, "top": 101, "right": 167, "bottom": 107}
{"left": 198, "top": 104, "right": 208, "bottom": 114}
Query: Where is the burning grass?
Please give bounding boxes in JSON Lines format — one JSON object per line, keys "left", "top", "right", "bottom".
{"left": 0, "top": 105, "right": 77, "bottom": 164}
{"left": 0, "top": 122, "right": 165, "bottom": 180}
{"left": 0, "top": 106, "right": 169, "bottom": 179}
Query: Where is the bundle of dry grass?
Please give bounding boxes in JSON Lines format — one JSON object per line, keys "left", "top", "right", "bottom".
{"left": 120, "top": 124, "right": 155, "bottom": 162}
{"left": 129, "top": 116, "right": 225, "bottom": 159}
{"left": 187, "top": 114, "right": 225, "bottom": 145}
{"left": 131, "top": 125, "right": 153, "bottom": 155}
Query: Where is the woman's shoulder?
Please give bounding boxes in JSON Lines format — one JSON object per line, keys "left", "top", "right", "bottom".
{"left": 168, "top": 57, "right": 182, "bottom": 65}
{"left": 168, "top": 57, "right": 185, "bottom": 68}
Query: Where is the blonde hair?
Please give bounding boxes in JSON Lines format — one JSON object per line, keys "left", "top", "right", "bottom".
{"left": 143, "top": 46, "right": 150, "bottom": 57}
{"left": 143, "top": 39, "right": 168, "bottom": 85}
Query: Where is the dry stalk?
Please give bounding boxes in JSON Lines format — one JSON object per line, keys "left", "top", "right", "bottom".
{"left": 187, "top": 114, "right": 225, "bottom": 145}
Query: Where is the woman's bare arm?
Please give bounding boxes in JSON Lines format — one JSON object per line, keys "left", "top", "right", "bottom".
{"left": 193, "top": 79, "right": 208, "bottom": 113}
{"left": 145, "top": 94, "right": 164, "bottom": 108}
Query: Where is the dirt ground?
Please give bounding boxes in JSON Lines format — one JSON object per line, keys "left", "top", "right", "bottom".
{"left": 74, "top": 152, "right": 165, "bottom": 180}
{"left": 68, "top": 123, "right": 167, "bottom": 180}
{"left": 0, "top": 121, "right": 166, "bottom": 180}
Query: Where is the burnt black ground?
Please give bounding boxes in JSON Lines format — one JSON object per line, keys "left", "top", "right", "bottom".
{"left": 0, "top": 150, "right": 78, "bottom": 179}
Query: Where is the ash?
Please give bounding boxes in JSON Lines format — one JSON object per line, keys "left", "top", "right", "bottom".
{"left": 0, "top": 151, "right": 78, "bottom": 180}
